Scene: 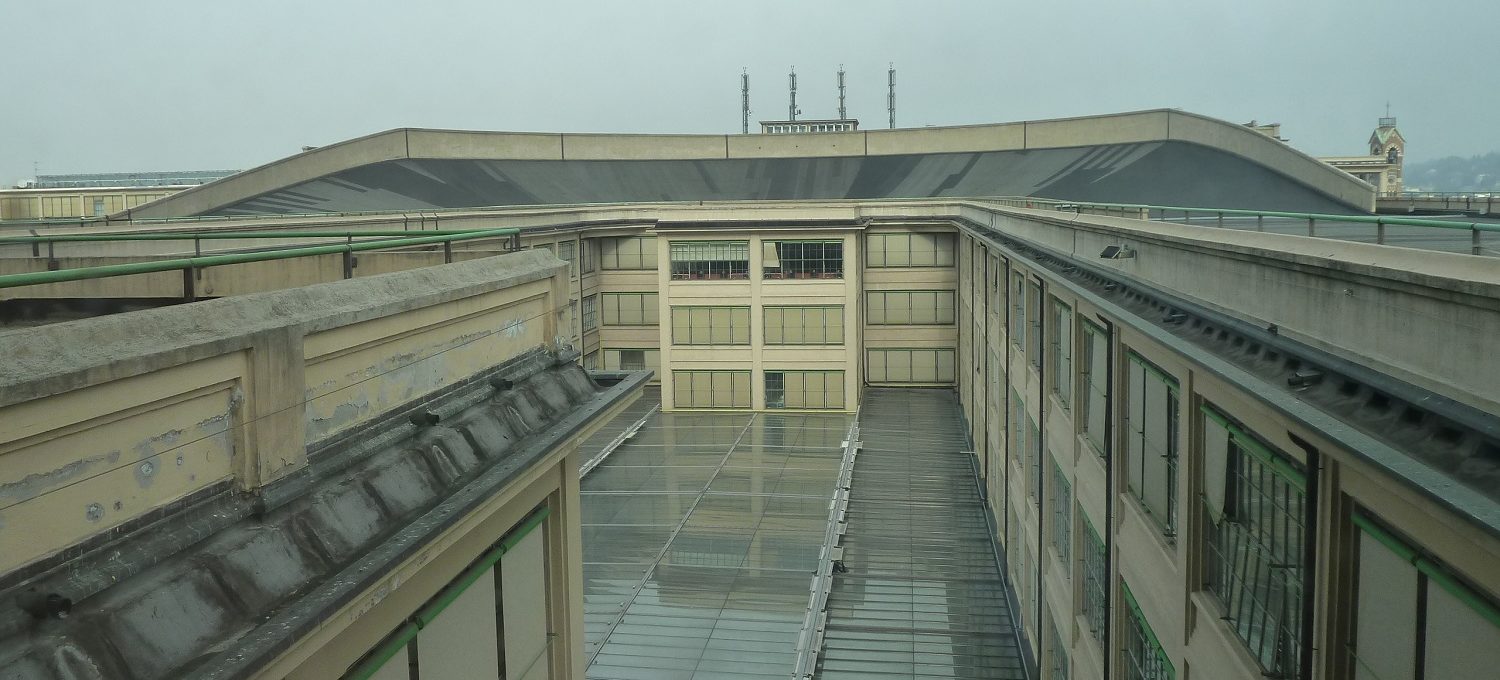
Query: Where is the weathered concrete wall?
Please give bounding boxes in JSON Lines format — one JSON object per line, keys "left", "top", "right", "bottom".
{"left": 0, "top": 249, "right": 568, "bottom": 575}
{"left": 960, "top": 203, "right": 1500, "bottom": 415}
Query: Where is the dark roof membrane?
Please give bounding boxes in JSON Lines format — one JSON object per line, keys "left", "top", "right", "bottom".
{"left": 211, "top": 143, "right": 1360, "bottom": 217}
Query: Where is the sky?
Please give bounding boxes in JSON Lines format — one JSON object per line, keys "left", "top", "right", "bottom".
{"left": 1, "top": 0, "right": 1495, "bottom": 184}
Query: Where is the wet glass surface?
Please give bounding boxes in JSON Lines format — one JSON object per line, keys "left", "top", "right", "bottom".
{"left": 580, "top": 389, "right": 852, "bottom": 679}
{"left": 577, "top": 387, "right": 1024, "bottom": 679}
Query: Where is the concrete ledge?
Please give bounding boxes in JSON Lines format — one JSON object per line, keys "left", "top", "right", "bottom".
{"left": 0, "top": 249, "right": 570, "bottom": 576}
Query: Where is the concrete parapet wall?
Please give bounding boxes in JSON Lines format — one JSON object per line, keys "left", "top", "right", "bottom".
{"left": 964, "top": 203, "right": 1500, "bottom": 414}
{"left": 0, "top": 249, "right": 568, "bottom": 575}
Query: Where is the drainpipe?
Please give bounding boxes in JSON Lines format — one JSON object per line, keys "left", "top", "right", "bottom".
{"left": 1101, "top": 316, "right": 1116, "bottom": 680}
{"left": 1035, "top": 276, "right": 1047, "bottom": 677}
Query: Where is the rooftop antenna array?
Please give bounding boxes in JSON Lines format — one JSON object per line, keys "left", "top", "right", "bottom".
{"left": 741, "top": 69, "right": 750, "bottom": 134}
{"left": 788, "top": 67, "right": 799, "bottom": 121}
{"left": 837, "top": 65, "right": 847, "bottom": 120}
{"left": 887, "top": 63, "right": 896, "bottom": 129}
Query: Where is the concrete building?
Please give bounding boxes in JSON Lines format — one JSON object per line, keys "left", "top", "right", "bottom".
{"left": 1, "top": 111, "right": 1497, "bottom": 680}
{"left": 0, "top": 171, "right": 237, "bottom": 220}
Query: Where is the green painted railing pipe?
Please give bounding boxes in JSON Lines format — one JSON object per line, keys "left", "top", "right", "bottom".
{"left": 0, "top": 229, "right": 506, "bottom": 244}
{"left": 1018, "top": 198, "right": 1500, "bottom": 234}
{"left": 0, "top": 227, "right": 519, "bottom": 290}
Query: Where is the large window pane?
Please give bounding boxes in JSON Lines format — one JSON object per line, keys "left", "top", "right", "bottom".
{"left": 1125, "top": 352, "right": 1178, "bottom": 537}
{"left": 669, "top": 240, "right": 749, "bottom": 280}
{"left": 671, "top": 306, "right": 750, "bottom": 345}
{"left": 1201, "top": 405, "right": 1306, "bottom": 677}
{"left": 763, "top": 239, "right": 843, "bottom": 279}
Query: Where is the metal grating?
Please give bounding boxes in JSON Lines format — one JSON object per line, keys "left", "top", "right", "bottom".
{"left": 817, "top": 388, "right": 1026, "bottom": 679}
{"left": 579, "top": 387, "right": 855, "bottom": 679}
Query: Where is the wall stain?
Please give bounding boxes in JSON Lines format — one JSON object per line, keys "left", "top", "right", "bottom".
{"left": 0, "top": 450, "right": 121, "bottom": 504}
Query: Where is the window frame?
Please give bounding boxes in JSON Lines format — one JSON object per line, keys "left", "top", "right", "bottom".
{"left": 670, "top": 305, "right": 751, "bottom": 345}
{"left": 764, "top": 305, "right": 845, "bottom": 345}
{"left": 761, "top": 239, "right": 844, "bottom": 280}
{"left": 668, "top": 240, "right": 750, "bottom": 281}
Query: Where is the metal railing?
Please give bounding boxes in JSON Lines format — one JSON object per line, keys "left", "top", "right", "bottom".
{"left": 991, "top": 197, "right": 1500, "bottom": 255}
{"left": 0, "top": 227, "right": 520, "bottom": 293}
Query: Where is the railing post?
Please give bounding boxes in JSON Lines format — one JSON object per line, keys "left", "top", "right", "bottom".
{"left": 1256, "top": 215, "right": 1264, "bottom": 232}
{"left": 46, "top": 240, "right": 58, "bottom": 271}
{"left": 1377, "top": 220, "right": 1387, "bottom": 245}
{"left": 1307, "top": 217, "right": 1316, "bottom": 237}
{"left": 343, "top": 247, "right": 354, "bottom": 279}
{"left": 182, "top": 267, "right": 196, "bottom": 301}
{"left": 1217, "top": 211, "right": 1224, "bottom": 228}
{"left": 443, "top": 240, "right": 454, "bottom": 264}
{"left": 1474, "top": 227, "right": 1483, "bottom": 256}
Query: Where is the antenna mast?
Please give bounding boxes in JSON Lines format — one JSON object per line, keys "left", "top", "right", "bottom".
{"left": 887, "top": 63, "right": 895, "bottom": 129}
{"left": 788, "top": 67, "right": 798, "bottom": 121}
{"left": 741, "top": 69, "right": 750, "bottom": 134}
{"left": 837, "top": 65, "right": 846, "bottom": 120}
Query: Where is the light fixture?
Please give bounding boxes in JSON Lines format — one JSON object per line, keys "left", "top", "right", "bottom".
{"left": 1099, "top": 245, "right": 1136, "bottom": 259}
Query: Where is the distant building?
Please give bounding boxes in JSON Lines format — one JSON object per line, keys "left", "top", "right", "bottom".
{"left": 1245, "top": 117, "right": 1406, "bottom": 196}
{"left": 1, "top": 170, "right": 238, "bottom": 220}
{"left": 759, "top": 118, "right": 859, "bottom": 134}
{"left": 1323, "top": 118, "right": 1405, "bottom": 196}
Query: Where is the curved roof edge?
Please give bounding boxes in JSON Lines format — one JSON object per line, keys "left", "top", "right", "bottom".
{"left": 128, "top": 109, "right": 1374, "bottom": 218}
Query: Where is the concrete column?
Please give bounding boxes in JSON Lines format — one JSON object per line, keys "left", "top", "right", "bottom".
{"left": 237, "top": 327, "right": 308, "bottom": 489}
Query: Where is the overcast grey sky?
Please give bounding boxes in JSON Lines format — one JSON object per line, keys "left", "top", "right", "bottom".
{"left": 1, "top": 0, "right": 1494, "bottom": 184}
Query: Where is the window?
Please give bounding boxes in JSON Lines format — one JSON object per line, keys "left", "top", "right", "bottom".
{"left": 604, "top": 348, "right": 659, "bottom": 374}
{"left": 764, "top": 370, "right": 845, "bottom": 409}
{"left": 670, "top": 306, "right": 751, "bottom": 345}
{"left": 581, "top": 294, "right": 598, "bottom": 331}
{"left": 601, "top": 293, "right": 658, "bottom": 326}
{"left": 92, "top": 198, "right": 105, "bottom": 216}
{"left": 1081, "top": 321, "right": 1108, "bottom": 456}
{"left": 1081, "top": 517, "right": 1107, "bottom": 645}
{"left": 1052, "top": 461, "right": 1072, "bottom": 571}
{"left": 865, "top": 232, "right": 956, "bottom": 267}
{"left": 669, "top": 240, "right": 749, "bottom": 280}
{"left": 557, "top": 240, "right": 577, "bottom": 278}
{"left": 583, "top": 350, "right": 598, "bottom": 370}
{"left": 1201, "top": 404, "right": 1305, "bottom": 677}
{"left": 1011, "top": 385, "right": 1028, "bottom": 479}
{"left": 580, "top": 238, "right": 595, "bottom": 274}
{"left": 865, "top": 290, "right": 956, "bottom": 325}
{"left": 1051, "top": 300, "right": 1073, "bottom": 408}
{"left": 1348, "top": 513, "right": 1500, "bottom": 680}
{"left": 764, "top": 306, "right": 844, "bottom": 345}
{"left": 1024, "top": 282, "right": 1043, "bottom": 370}
{"left": 762, "top": 239, "right": 843, "bottom": 279}
{"left": 1011, "top": 272, "right": 1026, "bottom": 348}
{"left": 343, "top": 510, "right": 551, "bottom": 680}
{"left": 866, "top": 348, "right": 956, "bottom": 384}
{"left": 599, "top": 236, "right": 657, "bottom": 270}
{"left": 1048, "top": 611, "right": 1071, "bottom": 680}
{"left": 1125, "top": 352, "right": 1179, "bottom": 537}
{"left": 1123, "top": 583, "right": 1175, "bottom": 680}
{"left": 673, "top": 370, "right": 751, "bottom": 409}
{"left": 1029, "top": 417, "right": 1042, "bottom": 503}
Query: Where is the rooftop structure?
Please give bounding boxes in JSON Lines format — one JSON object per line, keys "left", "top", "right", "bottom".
{"left": 1, "top": 110, "right": 1497, "bottom": 680}
{"left": 760, "top": 119, "right": 860, "bottom": 134}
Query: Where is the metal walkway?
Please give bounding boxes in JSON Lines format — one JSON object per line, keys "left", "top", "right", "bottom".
{"left": 817, "top": 389, "right": 1026, "bottom": 679}
{"left": 578, "top": 388, "right": 854, "bottom": 680}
